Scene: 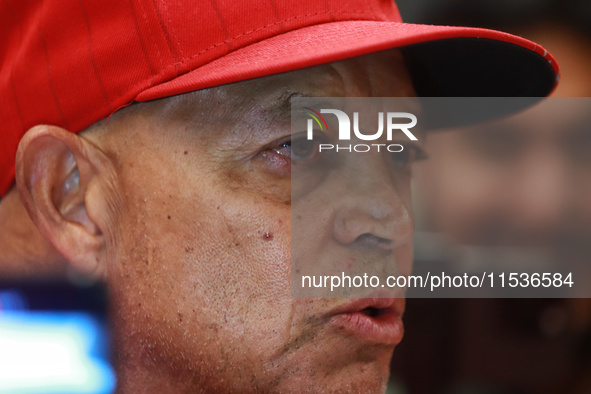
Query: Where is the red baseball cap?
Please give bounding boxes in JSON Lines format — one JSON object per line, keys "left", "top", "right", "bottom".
{"left": 0, "top": 0, "right": 559, "bottom": 197}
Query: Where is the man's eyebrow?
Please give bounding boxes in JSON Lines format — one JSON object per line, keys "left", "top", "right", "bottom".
{"left": 265, "top": 90, "right": 306, "bottom": 119}
{"left": 230, "top": 90, "right": 338, "bottom": 147}
{"left": 219, "top": 90, "right": 309, "bottom": 147}
{"left": 264, "top": 90, "right": 337, "bottom": 116}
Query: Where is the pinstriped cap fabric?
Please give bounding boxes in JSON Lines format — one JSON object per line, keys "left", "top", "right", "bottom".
{"left": 0, "top": 0, "right": 559, "bottom": 196}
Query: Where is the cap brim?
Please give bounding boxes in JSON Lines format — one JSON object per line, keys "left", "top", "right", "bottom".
{"left": 0, "top": 21, "right": 560, "bottom": 198}
{"left": 136, "top": 21, "right": 558, "bottom": 103}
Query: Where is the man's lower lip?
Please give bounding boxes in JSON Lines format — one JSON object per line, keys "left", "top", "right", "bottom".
{"left": 331, "top": 311, "right": 404, "bottom": 345}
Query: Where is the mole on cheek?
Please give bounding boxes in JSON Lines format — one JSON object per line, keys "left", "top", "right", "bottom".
{"left": 263, "top": 232, "right": 274, "bottom": 241}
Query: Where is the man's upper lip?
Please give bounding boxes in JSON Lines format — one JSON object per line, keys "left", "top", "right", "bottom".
{"left": 330, "top": 297, "right": 405, "bottom": 317}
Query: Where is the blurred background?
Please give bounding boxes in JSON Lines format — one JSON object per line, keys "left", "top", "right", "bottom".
{"left": 1, "top": 0, "right": 590, "bottom": 393}
{"left": 0, "top": 280, "right": 113, "bottom": 393}
{"left": 391, "top": 0, "right": 591, "bottom": 393}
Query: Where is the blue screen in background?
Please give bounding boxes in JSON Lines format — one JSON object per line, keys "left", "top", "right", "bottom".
{"left": 0, "top": 311, "right": 115, "bottom": 393}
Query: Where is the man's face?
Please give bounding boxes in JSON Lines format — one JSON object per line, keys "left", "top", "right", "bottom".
{"left": 93, "top": 50, "right": 419, "bottom": 392}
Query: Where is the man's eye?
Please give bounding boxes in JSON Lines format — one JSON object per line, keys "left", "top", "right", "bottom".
{"left": 256, "top": 134, "right": 325, "bottom": 178}
{"left": 388, "top": 144, "right": 428, "bottom": 170}
{"left": 263, "top": 134, "right": 322, "bottom": 163}
{"left": 291, "top": 135, "right": 322, "bottom": 163}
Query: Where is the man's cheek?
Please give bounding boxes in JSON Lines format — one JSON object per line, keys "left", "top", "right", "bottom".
{"left": 168, "top": 192, "right": 291, "bottom": 290}
{"left": 179, "top": 199, "right": 294, "bottom": 353}
{"left": 214, "top": 203, "right": 292, "bottom": 298}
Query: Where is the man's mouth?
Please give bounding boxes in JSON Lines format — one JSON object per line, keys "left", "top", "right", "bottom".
{"left": 329, "top": 297, "right": 405, "bottom": 346}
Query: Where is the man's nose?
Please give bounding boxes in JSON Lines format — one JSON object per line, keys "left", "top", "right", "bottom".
{"left": 331, "top": 160, "right": 413, "bottom": 248}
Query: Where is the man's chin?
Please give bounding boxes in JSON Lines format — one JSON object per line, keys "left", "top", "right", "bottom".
{"left": 277, "top": 360, "right": 392, "bottom": 393}
{"left": 266, "top": 340, "right": 394, "bottom": 393}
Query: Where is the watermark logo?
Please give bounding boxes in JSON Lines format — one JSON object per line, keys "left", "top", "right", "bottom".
{"left": 303, "top": 107, "right": 329, "bottom": 133}
{"left": 304, "top": 108, "right": 418, "bottom": 152}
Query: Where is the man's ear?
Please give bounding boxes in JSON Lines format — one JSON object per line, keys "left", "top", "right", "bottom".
{"left": 15, "top": 125, "right": 118, "bottom": 280}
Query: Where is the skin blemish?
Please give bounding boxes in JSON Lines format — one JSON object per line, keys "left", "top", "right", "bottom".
{"left": 263, "top": 232, "right": 274, "bottom": 241}
{"left": 168, "top": 215, "right": 171, "bottom": 219}
{"left": 184, "top": 150, "right": 188, "bottom": 155}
